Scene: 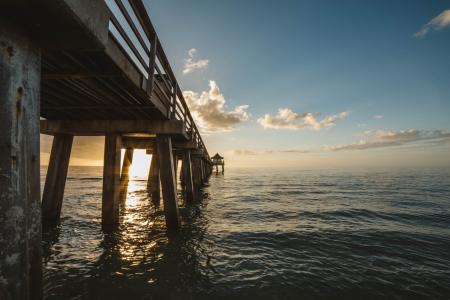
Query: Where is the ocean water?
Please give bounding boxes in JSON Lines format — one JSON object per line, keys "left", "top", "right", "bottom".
{"left": 41, "top": 167, "right": 450, "bottom": 299}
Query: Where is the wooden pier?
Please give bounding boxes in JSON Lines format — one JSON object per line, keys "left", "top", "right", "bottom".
{"left": 0, "top": 1, "right": 212, "bottom": 299}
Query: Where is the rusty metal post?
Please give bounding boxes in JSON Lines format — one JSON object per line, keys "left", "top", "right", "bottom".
{"left": 0, "top": 21, "right": 42, "bottom": 300}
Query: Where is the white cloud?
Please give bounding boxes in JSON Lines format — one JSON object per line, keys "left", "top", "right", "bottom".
{"left": 257, "top": 108, "right": 350, "bottom": 130}
{"left": 183, "top": 81, "right": 249, "bottom": 132}
{"left": 328, "top": 129, "right": 450, "bottom": 151}
{"left": 183, "top": 48, "right": 209, "bottom": 74}
{"left": 414, "top": 9, "right": 450, "bottom": 38}
{"left": 373, "top": 115, "right": 383, "bottom": 120}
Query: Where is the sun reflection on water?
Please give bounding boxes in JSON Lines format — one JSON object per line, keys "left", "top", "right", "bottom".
{"left": 121, "top": 149, "right": 151, "bottom": 178}
{"left": 117, "top": 177, "right": 165, "bottom": 266}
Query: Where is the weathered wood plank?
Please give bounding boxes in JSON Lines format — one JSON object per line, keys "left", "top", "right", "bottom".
{"left": 43, "top": 72, "right": 123, "bottom": 79}
{"left": 147, "top": 35, "right": 157, "bottom": 95}
{"left": 122, "top": 137, "right": 197, "bottom": 149}
{"left": 40, "top": 119, "right": 188, "bottom": 138}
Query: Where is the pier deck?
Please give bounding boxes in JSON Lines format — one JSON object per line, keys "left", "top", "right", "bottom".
{"left": 0, "top": 1, "right": 212, "bottom": 299}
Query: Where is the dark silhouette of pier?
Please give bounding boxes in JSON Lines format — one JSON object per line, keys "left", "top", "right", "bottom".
{"left": 0, "top": 1, "right": 212, "bottom": 299}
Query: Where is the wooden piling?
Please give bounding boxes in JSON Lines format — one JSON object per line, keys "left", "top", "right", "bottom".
{"left": 119, "top": 148, "right": 134, "bottom": 204}
{"left": 180, "top": 158, "right": 185, "bottom": 186}
{"left": 0, "top": 21, "right": 42, "bottom": 300}
{"left": 42, "top": 134, "right": 73, "bottom": 227}
{"left": 102, "top": 134, "right": 122, "bottom": 230}
{"left": 200, "top": 159, "right": 206, "bottom": 183}
{"left": 206, "top": 162, "right": 212, "bottom": 177}
{"left": 156, "top": 136, "right": 180, "bottom": 230}
{"left": 192, "top": 157, "right": 202, "bottom": 188}
{"left": 182, "top": 150, "right": 194, "bottom": 202}
{"left": 173, "top": 153, "right": 178, "bottom": 187}
{"left": 147, "top": 147, "right": 161, "bottom": 204}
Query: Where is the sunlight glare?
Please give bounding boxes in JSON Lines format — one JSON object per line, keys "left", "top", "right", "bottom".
{"left": 121, "top": 149, "right": 151, "bottom": 179}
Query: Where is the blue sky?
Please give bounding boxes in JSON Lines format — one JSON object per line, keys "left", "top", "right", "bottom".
{"left": 140, "top": 0, "right": 450, "bottom": 167}
{"left": 41, "top": 1, "right": 450, "bottom": 168}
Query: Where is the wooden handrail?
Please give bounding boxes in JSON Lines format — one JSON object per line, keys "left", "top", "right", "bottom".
{"left": 107, "top": 0, "right": 210, "bottom": 160}
{"left": 114, "top": 0, "right": 150, "bottom": 55}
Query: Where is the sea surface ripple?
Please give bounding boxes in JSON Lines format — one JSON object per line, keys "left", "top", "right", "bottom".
{"left": 41, "top": 167, "right": 450, "bottom": 299}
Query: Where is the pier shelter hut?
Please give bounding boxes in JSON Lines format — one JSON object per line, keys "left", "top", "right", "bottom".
{"left": 212, "top": 153, "right": 225, "bottom": 174}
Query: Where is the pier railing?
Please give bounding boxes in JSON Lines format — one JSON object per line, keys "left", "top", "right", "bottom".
{"left": 105, "top": 0, "right": 209, "bottom": 159}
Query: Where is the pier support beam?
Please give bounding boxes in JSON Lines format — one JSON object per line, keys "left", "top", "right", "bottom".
{"left": 156, "top": 136, "right": 180, "bottom": 230}
{"left": 102, "top": 135, "right": 122, "bottom": 230}
{"left": 0, "top": 22, "right": 42, "bottom": 300}
{"left": 42, "top": 134, "right": 73, "bottom": 227}
{"left": 119, "top": 148, "right": 134, "bottom": 204}
{"left": 182, "top": 151, "right": 194, "bottom": 202}
{"left": 147, "top": 147, "right": 160, "bottom": 204}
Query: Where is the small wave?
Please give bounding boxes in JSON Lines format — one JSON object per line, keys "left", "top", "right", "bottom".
{"left": 78, "top": 177, "right": 102, "bottom": 181}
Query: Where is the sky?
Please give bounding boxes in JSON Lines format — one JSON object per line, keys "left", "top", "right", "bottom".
{"left": 41, "top": 0, "right": 450, "bottom": 168}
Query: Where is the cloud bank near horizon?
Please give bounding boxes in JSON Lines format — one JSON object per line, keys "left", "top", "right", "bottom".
{"left": 327, "top": 129, "right": 450, "bottom": 151}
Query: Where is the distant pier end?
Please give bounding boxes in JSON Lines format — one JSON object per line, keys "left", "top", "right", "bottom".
{"left": 212, "top": 153, "right": 225, "bottom": 174}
